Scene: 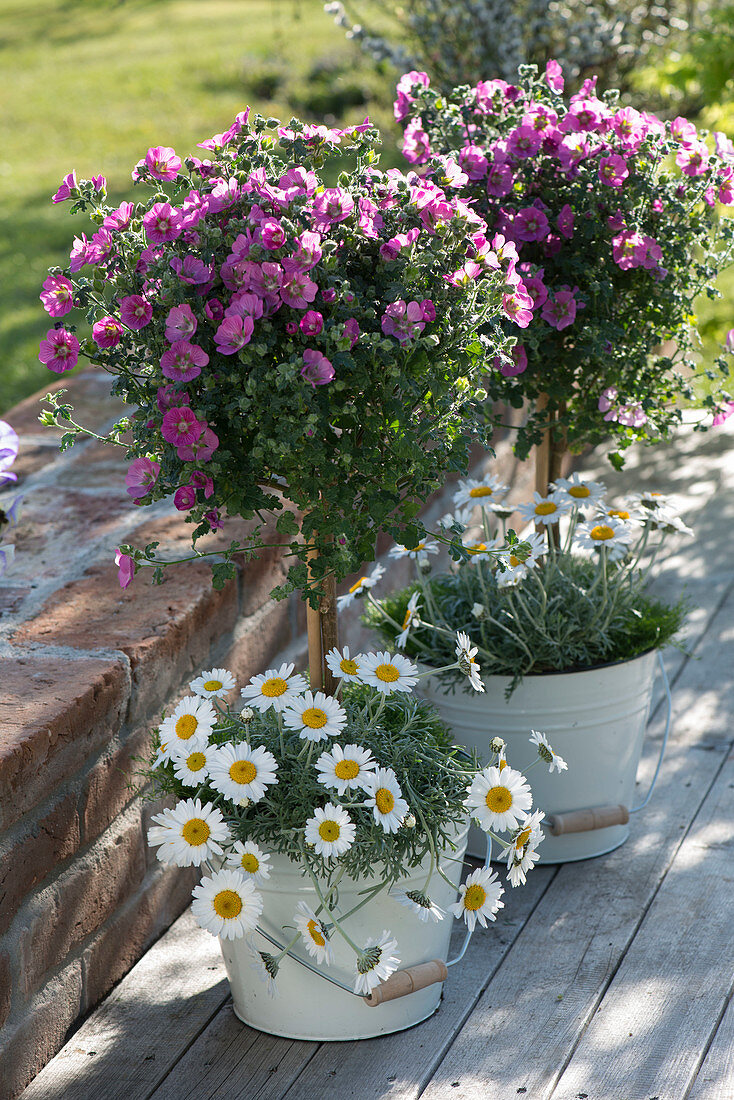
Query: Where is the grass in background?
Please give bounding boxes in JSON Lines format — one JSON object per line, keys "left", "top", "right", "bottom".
{"left": 0, "top": 0, "right": 400, "bottom": 413}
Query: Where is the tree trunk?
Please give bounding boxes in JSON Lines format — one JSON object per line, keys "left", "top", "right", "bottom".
{"left": 534, "top": 394, "right": 568, "bottom": 548}
{"left": 306, "top": 546, "right": 339, "bottom": 697}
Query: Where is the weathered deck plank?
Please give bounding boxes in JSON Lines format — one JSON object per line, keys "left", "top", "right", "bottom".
{"left": 687, "top": 992, "right": 734, "bottom": 1100}
{"left": 551, "top": 750, "right": 734, "bottom": 1099}
{"left": 18, "top": 911, "right": 229, "bottom": 1100}
{"left": 417, "top": 582, "right": 734, "bottom": 1100}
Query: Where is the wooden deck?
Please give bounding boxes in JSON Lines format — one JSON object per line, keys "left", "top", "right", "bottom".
{"left": 19, "top": 420, "right": 734, "bottom": 1100}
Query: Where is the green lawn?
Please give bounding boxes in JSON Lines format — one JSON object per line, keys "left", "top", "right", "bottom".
{"left": 0, "top": 0, "right": 400, "bottom": 413}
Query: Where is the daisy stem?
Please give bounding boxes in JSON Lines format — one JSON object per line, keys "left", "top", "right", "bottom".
{"left": 273, "top": 931, "right": 301, "bottom": 965}
{"left": 301, "top": 861, "right": 362, "bottom": 956}
{"left": 337, "top": 881, "right": 390, "bottom": 922}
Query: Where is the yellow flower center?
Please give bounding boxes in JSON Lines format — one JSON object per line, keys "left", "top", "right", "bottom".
{"left": 212, "top": 889, "right": 243, "bottom": 919}
{"left": 261, "top": 676, "right": 288, "bottom": 698}
{"left": 348, "top": 576, "right": 368, "bottom": 594}
{"left": 186, "top": 752, "right": 206, "bottom": 773}
{"left": 375, "top": 663, "right": 400, "bottom": 683}
{"left": 241, "top": 852, "right": 260, "bottom": 873}
{"left": 318, "top": 820, "right": 341, "bottom": 842}
{"left": 463, "top": 884, "right": 487, "bottom": 911}
{"left": 334, "top": 759, "right": 360, "bottom": 780}
{"left": 203, "top": 679, "right": 223, "bottom": 691}
{"left": 375, "top": 788, "right": 395, "bottom": 814}
{"left": 230, "top": 760, "right": 257, "bottom": 784}
{"left": 302, "top": 707, "right": 328, "bottom": 729}
{"left": 468, "top": 543, "right": 487, "bottom": 554}
{"left": 486, "top": 786, "right": 512, "bottom": 813}
{"left": 498, "top": 759, "right": 507, "bottom": 772}
{"left": 515, "top": 827, "right": 532, "bottom": 850}
{"left": 568, "top": 485, "right": 590, "bottom": 498}
{"left": 469, "top": 486, "right": 493, "bottom": 498}
{"left": 402, "top": 608, "right": 413, "bottom": 629}
{"left": 182, "top": 818, "right": 210, "bottom": 846}
{"left": 307, "top": 919, "right": 326, "bottom": 947}
{"left": 608, "top": 509, "right": 630, "bottom": 520}
{"left": 175, "top": 714, "right": 199, "bottom": 740}
{"left": 509, "top": 555, "right": 521, "bottom": 568}
{"left": 590, "top": 524, "right": 615, "bottom": 541}
{"left": 535, "top": 502, "right": 557, "bottom": 516}
{"left": 339, "top": 657, "right": 358, "bottom": 675}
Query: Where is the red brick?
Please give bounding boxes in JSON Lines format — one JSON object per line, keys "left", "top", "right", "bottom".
{"left": 0, "top": 959, "right": 82, "bottom": 1100}
{"left": 221, "top": 598, "right": 295, "bottom": 687}
{"left": 0, "top": 792, "right": 81, "bottom": 937}
{"left": 81, "top": 727, "right": 155, "bottom": 844}
{"left": 81, "top": 863, "right": 198, "bottom": 1012}
{"left": 0, "top": 655, "right": 128, "bottom": 831}
{"left": 0, "top": 949, "right": 10, "bottom": 1030}
{"left": 17, "top": 815, "right": 146, "bottom": 999}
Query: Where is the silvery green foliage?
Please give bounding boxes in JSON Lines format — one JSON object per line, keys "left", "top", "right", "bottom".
{"left": 325, "top": 0, "right": 720, "bottom": 91}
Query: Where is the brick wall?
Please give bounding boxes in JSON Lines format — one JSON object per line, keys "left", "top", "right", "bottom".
{"left": 0, "top": 372, "right": 534, "bottom": 1099}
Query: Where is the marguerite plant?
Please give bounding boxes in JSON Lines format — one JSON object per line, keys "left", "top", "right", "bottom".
{"left": 365, "top": 474, "right": 688, "bottom": 692}
{"left": 143, "top": 650, "right": 552, "bottom": 997}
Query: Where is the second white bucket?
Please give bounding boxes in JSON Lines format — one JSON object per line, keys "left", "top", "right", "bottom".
{"left": 421, "top": 650, "right": 658, "bottom": 863}
{"left": 219, "top": 824, "right": 469, "bottom": 1040}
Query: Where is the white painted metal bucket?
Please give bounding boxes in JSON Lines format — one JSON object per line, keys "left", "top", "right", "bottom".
{"left": 219, "top": 824, "right": 468, "bottom": 1040}
{"left": 421, "top": 650, "right": 658, "bottom": 863}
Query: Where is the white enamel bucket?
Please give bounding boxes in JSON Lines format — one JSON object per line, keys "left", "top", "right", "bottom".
{"left": 219, "top": 823, "right": 468, "bottom": 1040}
{"left": 421, "top": 650, "right": 658, "bottom": 863}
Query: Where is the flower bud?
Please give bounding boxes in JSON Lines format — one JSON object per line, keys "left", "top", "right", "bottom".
{"left": 489, "top": 736, "right": 506, "bottom": 754}
{"left": 471, "top": 602, "right": 486, "bottom": 620}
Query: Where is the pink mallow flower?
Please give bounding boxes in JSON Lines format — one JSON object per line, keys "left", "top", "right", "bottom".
{"left": 214, "top": 315, "right": 254, "bottom": 354}
{"left": 493, "top": 344, "right": 528, "bottom": 377}
{"left": 676, "top": 141, "right": 709, "bottom": 177}
{"left": 280, "top": 270, "right": 317, "bottom": 310}
{"left": 161, "top": 406, "right": 204, "bottom": 447}
{"left": 502, "top": 287, "right": 534, "bottom": 328}
{"left": 190, "top": 470, "right": 214, "bottom": 499}
{"left": 545, "top": 60, "right": 564, "bottom": 93}
{"left": 115, "top": 550, "right": 135, "bottom": 589}
{"left": 381, "top": 300, "right": 425, "bottom": 344}
{"left": 119, "top": 295, "right": 153, "bottom": 330}
{"left": 142, "top": 202, "right": 183, "bottom": 244}
{"left": 260, "top": 218, "right": 286, "bottom": 249}
{"left": 52, "top": 171, "right": 78, "bottom": 203}
{"left": 204, "top": 508, "right": 223, "bottom": 530}
{"left": 38, "top": 328, "right": 79, "bottom": 373}
{"left": 301, "top": 349, "right": 335, "bottom": 386}
{"left": 300, "top": 310, "right": 323, "bottom": 336}
{"left": 40, "top": 275, "right": 74, "bottom": 317}
{"left": 165, "top": 304, "right": 198, "bottom": 343}
{"left": 342, "top": 318, "right": 360, "bottom": 348}
{"left": 170, "top": 255, "right": 213, "bottom": 285}
{"left": 174, "top": 484, "right": 197, "bottom": 511}
{"left": 145, "top": 146, "right": 182, "bottom": 181}
{"left": 205, "top": 298, "right": 225, "bottom": 323}
{"left": 176, "top": 425, "right": 219, "bottom": 462}
{"left": 557, "top": 205, "right": 574, "bottom": 239}
{"left": 612, "top": 231, "right": 646, "bottom": 271}
{"left": 513, "top": 206, "right": 550, "bottom": 243}
{"left": 103, "top": 202, "right": 134, "bottom": 231}
{"left": 598, "top": 154, "right": 630, "bottom": 188}
{"left": 312, "top": 188, "right": 355, "bottom": 228}
{"left": 92, "top": 316, "right": 123, "bottom": 348}
{"left": 160, "top": 340, "right": 209, "bottom": 382}
{"left": 125, "top": 457, "right": 160, "bottom": 499}
{"left": 290, "top": 231, "right": 322, "bottom": 271}
{"left": 541, "top": 288, "right": 581, "bottom": 330}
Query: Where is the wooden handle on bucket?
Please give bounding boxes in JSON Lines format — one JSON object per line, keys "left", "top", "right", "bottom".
{"left": 363, "top": 960, "right": 448, "bottom": 1006}
{"left": 546, "top": 804, "right": 629, "bottom": 836}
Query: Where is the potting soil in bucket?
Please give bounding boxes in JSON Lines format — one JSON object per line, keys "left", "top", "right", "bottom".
{"left": 422, "top": 650, "right": 657, "bottom": 863}
{"left": 219, "top": 824, "right": 468, "bottom": 1039}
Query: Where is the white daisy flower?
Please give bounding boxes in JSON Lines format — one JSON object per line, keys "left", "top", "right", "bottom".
{"left": 304, "top": 802, "right": 356, "bottom": 859}
{"left": 240, "top": 662, "right": 308, "bottom": 713}
{"left": 189, "top": 667, "right": 237, "bottom": 699}
{"left": 630, "top": 490, "right": 673, "bottom": 512}
{"left": 471, "top": 602, "right": 487, "bottom": 620}
{"left": 171, "top": 744, "right": 217, "bottom": 787}
{"left": 364, "top": 768, "right": 409, "bottom": 833}
{"left": 336, "top": 563, "right": 385, "bottom": 610}
{"left": 354, "top": 930, "right": 401, "bottom": 995}
{"left": 465, "top": 764, "right": 533, "bottom": 832}
{"left": 649, "top": 508, "right": 694, "bottom": 537}
{"left": 553, "top": 474, "right": 606, "bottom": 508}
{"left": 499, "top": 808, "right": 546, "bottom": 866}
{"left": 156, "top": 696, "right": 216, "bottom": 763}
{"left": 249, "top": 944, "right": 280, "bottom": 998}
{"left": 190, "top": 868, "right": 263, "bottom": 940}
{"left": 448, "top": 867, "right": 505, "bottom": 931}
{"left": 294, "top": 901, "right": 334, "bottom": 964}
{"left": 529, "top": 729, "right": 568, "bottom": 774}
{"left": 507, "top": 845, "right": 542, "bottom": 888}
{"left": 388, "top": 539, "right": 439, "bottom": 560}
{"left": 224, "top": 839, "right": 272, "bottom": 882}
{"left": 325, "top": 645, "right": 365, "bottom": 684}
{"left": 391, "top": 888, "right": 445, "bottom": 923}
{"left": 516, "top": 491, "right": 571, "bottom": 526}
{"left": 455, "top": 631, "right": 485, "bottom": 693}
{"left": 282, "top": 690, "right": 347, "bottom": 742}
{"left": 603, "top": 503, "right": 647, "bottom": 527}
{"left": 359, "top": 651, "right": 419, "bottom": 695}
{"left": 575, "top": 516, "right": 632, "bottom": 559}
{"left": 453, "top": 476, "right": 509, "bottom": 511}
{"left": 499, "top": 531, "right": 545, "bottom": 577}
{"left": 461, "top": 536, "right": 497, "bottom": 562}
{"left": 207, "top": 742, "right": 278, "bottom": 804}
{"left": 315, "top": 742, "right": 377, "bottom": 795}
{"left": 147, "top": 797, "right": 230, "bottom": 867}
{"left": 396, "top": 591, "right": 421, "bottom": 649}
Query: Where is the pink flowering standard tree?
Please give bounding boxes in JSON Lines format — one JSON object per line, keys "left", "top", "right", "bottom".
{"left": 395, "top": 63, "right": 734, "bottom": 488}
{"left": 39, "top": 109, "right": 511, "bottom": 691}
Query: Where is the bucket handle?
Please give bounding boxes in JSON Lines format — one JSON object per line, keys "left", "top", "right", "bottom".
{"left": 545, "top": 650, "right": 673, "bottom": 836}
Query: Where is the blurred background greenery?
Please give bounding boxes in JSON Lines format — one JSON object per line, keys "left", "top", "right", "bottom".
{"left": 1, "top": 0, "right": 731, "bottom": 414}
